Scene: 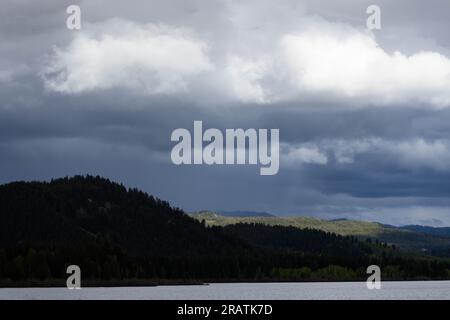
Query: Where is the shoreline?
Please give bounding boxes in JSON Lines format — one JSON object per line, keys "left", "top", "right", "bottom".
{"left": 1, "top": 278, "right": 449, "bottom": 288}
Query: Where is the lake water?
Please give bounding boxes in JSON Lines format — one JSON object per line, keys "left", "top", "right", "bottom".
{"left": 1, "top": 281, "right": 449, "bottom": 300}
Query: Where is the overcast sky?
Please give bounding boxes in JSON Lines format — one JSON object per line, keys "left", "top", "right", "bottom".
{"left": 2, "top": 0, "right": 450, "bottom": 226}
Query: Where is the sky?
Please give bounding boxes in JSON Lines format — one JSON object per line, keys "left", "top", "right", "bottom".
{"left": 2, "top": 0, "right": 450, "bottom": 226}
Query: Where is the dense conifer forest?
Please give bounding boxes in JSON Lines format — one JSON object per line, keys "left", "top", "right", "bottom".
{"left": 0, "top": 175, "right": 449, "bottom": 285}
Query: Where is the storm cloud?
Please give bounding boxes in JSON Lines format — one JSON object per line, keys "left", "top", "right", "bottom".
{"left": 2, "top": 0, "right": 450, "bottom": 226}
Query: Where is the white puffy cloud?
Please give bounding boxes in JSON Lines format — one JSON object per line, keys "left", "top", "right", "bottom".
{"left": 42, "top": 19, "right": 213, "bottom": 94}
{"left": 384, "top": 139, "right": 450, "bottom": 171}
{"left": 222, "top": 17, "right": 450, "bottom": 107}
{"left": 275, "top": 18, "right": 450, "bottom": 107}
{"left": 326, "top": 139, "right": 377, "bottom": 164}
{"left": 298, "top": 138, "right": 450, "bottom": 172}
{"left": 228, "top": 18, "right": 450, "bottom": 107}
{"left": 41, "top": 16, "right": 450, "bottom": 108}
{"left": 284, "top": 145, "right": 328, "bottom": 165}
{"left": 224, "top": 55, "right": 271, "bottom": 104}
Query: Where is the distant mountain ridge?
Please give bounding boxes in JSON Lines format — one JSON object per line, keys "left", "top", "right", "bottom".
{"left": 190, "top": 211, "right": 450, "bottom": 255}
{"left": 402, "top": 225, "right": 450, "bottom": 238}
{"left": 216, "top": 210, "right": 274, "bottom": 217}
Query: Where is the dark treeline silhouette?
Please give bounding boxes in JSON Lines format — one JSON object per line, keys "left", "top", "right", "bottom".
{"left": 0, "top": 175, "right": 449, "bottom": 284}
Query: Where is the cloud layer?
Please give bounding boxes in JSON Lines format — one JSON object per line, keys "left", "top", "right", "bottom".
{"left": 283, "top": 138, "right": 450, "bottom": 172}
{"left": 3, "top": 0, "right": 450, "bottom": 226}
{"left": 42, "top": 17, "right": 450, "bottom": 108}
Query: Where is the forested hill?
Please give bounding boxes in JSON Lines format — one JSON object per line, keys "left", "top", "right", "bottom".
{"left": 0, "top": 175, "right": 449, "bottom": 284}
{"left": 0, "top": 175, "right": 252, "bottom": 281}
{"left": 0, "top": 175, "right": 243, "bottom": 256}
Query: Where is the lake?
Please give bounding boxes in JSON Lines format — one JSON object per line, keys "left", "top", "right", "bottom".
{"left": 1, "top": 281, "right": 449, "bottom": 300}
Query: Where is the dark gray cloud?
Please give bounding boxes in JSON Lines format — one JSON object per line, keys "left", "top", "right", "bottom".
{"left": 2, "top": 0, "right": 450, "bottom": 226}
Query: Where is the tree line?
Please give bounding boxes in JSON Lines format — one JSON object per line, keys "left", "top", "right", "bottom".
{"left": 0, "top": 175, "right": 449, "bottom": 284}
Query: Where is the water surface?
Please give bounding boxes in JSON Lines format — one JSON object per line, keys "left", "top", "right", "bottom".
{"left": 1, "top": 281, "right": 449, "bottom": 300}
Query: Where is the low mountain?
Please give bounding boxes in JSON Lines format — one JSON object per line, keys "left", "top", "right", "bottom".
{"left": 401, "top": 225, "right": 450, "bottom": 238}
{"left": 0, "top": 176, "right": 253, "bottom": 281}
{"left": 217, "top": 210, "right": 274, "bottom": 217}
{"left": 190, "top": 211, "right": 450, "bottom": 255}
